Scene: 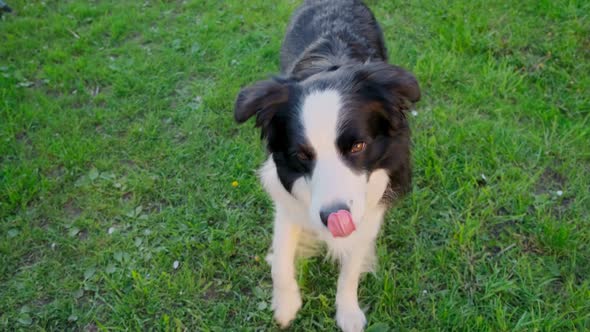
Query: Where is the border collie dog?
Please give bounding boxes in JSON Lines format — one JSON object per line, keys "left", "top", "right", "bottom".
{"left": 234, "top": 1, "right": 420, "bottom": 331}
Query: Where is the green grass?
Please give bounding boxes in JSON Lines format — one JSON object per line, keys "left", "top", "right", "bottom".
{"left": 1, "top": 0, "right": 589, "bottom": 330}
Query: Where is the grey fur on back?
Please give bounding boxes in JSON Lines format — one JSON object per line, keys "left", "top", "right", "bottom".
{"left": 280, "top": 0, "right": 388, "bottom": 80}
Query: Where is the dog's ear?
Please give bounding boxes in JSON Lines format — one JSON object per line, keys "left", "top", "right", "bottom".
{"left": 359, "top": 62, "right": 421, "bottom": 110}
{"left": 234, "top": 78, "right": 290, "bottom": 128}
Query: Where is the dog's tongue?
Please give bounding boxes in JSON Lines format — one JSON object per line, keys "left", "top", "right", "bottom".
{"left": 327, "top": 210, "right": 356, "bottom": 237}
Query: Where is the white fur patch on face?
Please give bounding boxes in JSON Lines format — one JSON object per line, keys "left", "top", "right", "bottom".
{"left": 300, "top": 90, "right": 342, "bottom": 155}
{"left": 299, "top": 90, "right": 369, "bottom": 229}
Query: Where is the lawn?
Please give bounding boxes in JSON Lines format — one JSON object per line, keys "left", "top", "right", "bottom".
{"left": 1, "top": 0, "right": 589, "bottom": 330}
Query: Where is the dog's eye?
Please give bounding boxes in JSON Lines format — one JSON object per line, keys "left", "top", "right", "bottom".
{"left": 296, "top": 150, "right": 313, "bottom": 161}
{"left": 350, "top": 142, "right": 366, "bottom": 154}
{"left": 297, "top": 151, "right": 308, "bottom": 160}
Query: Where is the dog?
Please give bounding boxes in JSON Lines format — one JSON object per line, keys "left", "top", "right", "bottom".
{"left": 234, "top": 1, "right": 420, "bottom": 331}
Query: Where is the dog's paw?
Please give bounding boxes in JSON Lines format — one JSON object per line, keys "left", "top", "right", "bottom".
{"left": 272, "top": 287, "right": 302, "bottom": 329}
{"left": 336, "top": 305, "right": 366, "bottom": 332}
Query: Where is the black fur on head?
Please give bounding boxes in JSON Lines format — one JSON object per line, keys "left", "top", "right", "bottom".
{"left": 234, "top": 77, "right": 292, "bottom": 129}
{"left": 352, "top": 62, "right": 421, "bottom": 107}
{"left": 333, "top": 62, "right": 419, "bottom": 198}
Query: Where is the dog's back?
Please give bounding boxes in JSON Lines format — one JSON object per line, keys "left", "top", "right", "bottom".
{"left": 280, "top": 0, "right": 388, "bottom": 79}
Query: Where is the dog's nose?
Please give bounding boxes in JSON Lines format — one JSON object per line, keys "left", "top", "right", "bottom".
{"left": 319, "top": 203, "right": 350, "bottom": 226}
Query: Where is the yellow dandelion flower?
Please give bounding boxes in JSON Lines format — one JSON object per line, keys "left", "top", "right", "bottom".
{"left": 232, "top": 181, "right": 239, "bottom": 187}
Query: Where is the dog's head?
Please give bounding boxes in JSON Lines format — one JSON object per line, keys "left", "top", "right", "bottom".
{"left": 235, "top": 62, "right": 420, "bottom": 233}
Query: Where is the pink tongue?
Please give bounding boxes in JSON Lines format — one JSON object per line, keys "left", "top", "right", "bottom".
{"left": 327, "top": 210, "right": 356, "bottom": 238}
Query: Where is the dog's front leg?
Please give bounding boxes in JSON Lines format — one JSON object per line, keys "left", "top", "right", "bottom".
{"left": 335, "top": 244, "right": 372, "bottom": 332}
{"left": 269, "top": 210, "right": 302, "bottom": 328}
